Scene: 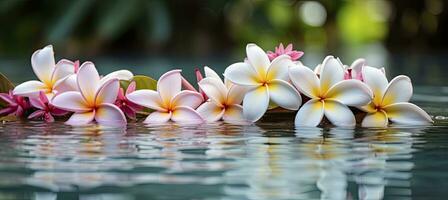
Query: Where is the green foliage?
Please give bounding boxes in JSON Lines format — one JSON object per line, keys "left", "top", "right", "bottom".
{"left": 120, "top": 75, "right": 157, "bottom": 91}
{"left": 0, "top": 72, "right": 15, "bottom": 108}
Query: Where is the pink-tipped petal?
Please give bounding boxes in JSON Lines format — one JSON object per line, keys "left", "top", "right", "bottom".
{"left": 0, "top": 93, "right": 14, "bottom": 105}
{"left": 28, "top": 110, "right": 45, "bottom": 120}
{"left": 95, "top": 103, "right": 127, "bottom": 126}
{"left": 44, "top": 112, "right": 55, "bottom": 122}
{"left": 158, "top": 70, "right": 182, "bottom": 105}
{"left": 95, "top": 79, "right": 119, "bottom": 105}
{"left": 171, "top": 106, "right": 204, "bottom": 124}
{"left": 126, "top": 81, "right": 136, "bottom": 95}
{"left": 144, "top": 111, "right": 172, "bottom": 124}
{"left": 29, "top": 97, "right": 45, "bottom": 110}
{"left": 52, "top": 59, "right": 76, "bottom": 83}
{"left": 13, "top": 80, "right": 47, "bottom": 98}
{"left": 51, "top": 91, "right": 90, "bottom": 112}
{"left": 53, "top": 74, "right": 78, "bottom": 93}
{"left": 31, "top": 45, "right": 56, "bottom": 84}
{"left": 77, "top": 62, "right": 100, "bottom": 104}
{"left": 66, "top": 111, "right": 95, "bottom": 126}
{"left": 171, "top": 90, "right": 204, "bottom": 109}
{"left": 126, "top": 90, "right": 165, "bottom": 111}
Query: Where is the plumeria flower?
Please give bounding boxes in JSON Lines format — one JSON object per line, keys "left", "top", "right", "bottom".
{"left": 196, "top": 67, "right": 247, "bottom": 123}
{"left": 359, "top": 66, "right": 433, "bottom": 127}
{"left": 267, "top": 43, "right": 304, "bottom": 61}
{"left": 224, "top": 43, "right": 302, "bottom": 122}
{"left": 51, "top": 62, "right": 126, "bottom": 126}
{"left": 13, "top": 45, "right": 77, "bottom": 99}
{"left": 314, "top": 58, "right": 385, "bottom": 81}
{"left": 126, "top": 70, "right": 204, "bottom": 124}
{"left": 28, "top": 91, "right": 68, "bottom": 122}
{"left": 114, "top": 81, "right": 143, "bottom": 120}
{"left": 290, "top": 56, "right": 373, "bottom": 127}
{"left": 0, "top": 90, "right": 29, "bottom": 117}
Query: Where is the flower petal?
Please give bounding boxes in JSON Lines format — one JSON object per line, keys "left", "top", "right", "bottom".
{"left": 158, "top": 69, "right": 182, "bottom": 106}
{"left": 52, "top": 59, "right": 75, "bottom": 83}
{"left": 268, "top": 79, "right": 301, "bottom": 110}
{"left": 53, "top": 74, "right": 78, "bottom": 93}
{"left": 171, "top": 90, "right": 204, "bottom": 109}
{"left": 172, "top": 106, "right": 204, "bottom": 124}
{"left": 349, "top": 58, "right": 365, "bottom": 79}
{"left": 95, "top": 103, "right": 127, "bottom": 126}
{"left": 100, "top": 70, "right": 134, "bottom": 85}
{"left": 325, "top": 79, "right": 373, "bottom": 106}
{"left": 382, "top": 75, "right": 412, "bottom": 106}
{"left": 226, "top": 85, "right": 247, "bottom": 105}
{"left": 242, "top": 86, "right": 269, "bottom": 122}
{"left": 28, "top": 110, "right": 45, "bottom": 120}
{"left": 198, "top": 77, "right": 227, "bottom": 106}
{"left": 324, "top": 100, "right": 356, "bottom": 126}
{"left": 29, "top": 97, "right": 45, "bottom": 110}
{"left": 246, "top": 43, "right": 270, "bottom": 78}
{"left": 66, "top": 111, "right": 95, "bottom": 126}
{"left": 267, "top": 55, "right": 293, "bottom": 81}
{"left": 383, "top": 102, "right": 433, "bottom": 125}
{"left": 144, "top": 111, "right": 172, "bottom": 124}
{"left": 224, "top": 62, "right": 260, "bottom": 86}
{"left": 77, "top": 62, "right": 100, "bottom": 104}
{"left": 320, "top": 56, "right": 345, "bottom": 93}
{"left": 196, "top": 102, "right": 225, "bottom": 122}
{"left": 13, "top": 80, "right": 47, "bottom": 98}
{"left": 126, "top": 90, "right": 165, "bottom": 111}
{"left": 31, "top": 45, "right": 55, "bottom": 84}
{"left": 361, "top": 110, "right": 388, "bottom": 127}
{"left": 204, "top": 66, "right": 221, "bottom": 80}
{"left": 358, "top": 102, "right": 377, "bottom": 113}
{"left": 289, "top": 65, "right": 320, "bottom": 98}
{"left": 95, "top": 78, "right": 119, "bottom": 105}
{"left": 294, "top": 99, "right": 324, "bottom": 127}
{"left": 223, "top": 104, "right": 245, "bottom": 123}
{"left": 362, "top": 66, "right": 388, "bottom": 105}
{"left": 51, "top": 91, "right": 90, "bottom": 112}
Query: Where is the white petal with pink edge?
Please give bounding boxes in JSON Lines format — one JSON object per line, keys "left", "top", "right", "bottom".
{"left": 66, "top": 111, "right": 96, "bottom": 126}
{"left": 126, "top": 90, "right": 165, "bottom": 111}
{"left": 242, "top": 86, "right": 269, "bottom": 122}
{"left": 13, "top": 80, "right": 47, "bottom": 98}
{"left": 289, "top": 65, "right": 320, "bottom": 98}
{"left": 157, "top": 69, "right": 182, "bottom": 105}
{"left": 383, "top": 102, "right": 433, "bottom": 125}
{"left": 324, "top": 100, "right": 356, "bottom": 127}
{"left": 95, "top": 79, "right": 119, "bottom": 105}
{"left": 94, "top": 103, "right": 127, "bottom": 126}
{"left": 361, "top": 110, "right": 388, "bottom": 127}
{"left": 382, "top": 75, "right": 412, "bottom": 106}
{"left": 196, "top": 102, "right": 225, "bottom": 122}
{"left": 325, "top": 79, "right": 372, "bottom": 107}
{"left": 31, "top": 45, "right": 55, "bottom": 84}
{"left": 77, "top": 62, "right": 100, "bottom": 103}
{"left": 171, "top": 90, "right": 204, "bottom": 109}
{"left": 53, "top": 74, "right": 78, "bottom": 93}
{"left": 224, "top": 62, "right": 260, "bottom": 86}
{"left": 294, "top": 99, "right": 324, "bottom": 127}
{"left": 52, "top": 59, "right": 75, "bottom": 83}
{"left": 144, "top": 111, "right": 172, "bottom": 124}
{"left": 51, "top": 91, "right": 90, "bottom": 112}
{"left": 198, "top": 77, "right": 227, "bottom": 106}
{"left": 171, "top": 106, "right": 204, "bottom": 124}
{"left": 268, "top": 79, "right": 301, "bottom": 110}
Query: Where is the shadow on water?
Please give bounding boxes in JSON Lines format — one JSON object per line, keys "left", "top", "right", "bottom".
{"left": 0, "top": 110, "right": 446, "bottom": 200}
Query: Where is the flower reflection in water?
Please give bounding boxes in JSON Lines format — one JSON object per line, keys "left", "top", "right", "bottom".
{"left": 0, "top": 120, "right": 429, "bottom": 199}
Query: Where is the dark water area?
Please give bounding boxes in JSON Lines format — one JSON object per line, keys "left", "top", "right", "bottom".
{"left": 0, "top": 100, "right": 447, "bottom": 200}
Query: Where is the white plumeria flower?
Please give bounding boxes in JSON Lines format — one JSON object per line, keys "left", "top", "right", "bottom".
{"left": 224, "top": 43, "right": 302, "bottom": 122}
{"left": 196, "top": 67, "right": 247, "bottom": 123}
{"left": 51, "top": 62, "right": 126, "bottom": 126}
{"left": 61, "top": 67, "right": 134, "bottom": 92}
{"left": 359, "top": 66, "right": 433, "bottom": 127}
{"left": 13, "top": 45, "right": 76, "bottom": 99}
{"left": 314, "top": 58, "right": 385, "bottom": 81}
{"left": 126, "top": 70, "right": 204, "bottom": 124}
{"left": 290, "top": 56, "right": 373, "bottom": 127}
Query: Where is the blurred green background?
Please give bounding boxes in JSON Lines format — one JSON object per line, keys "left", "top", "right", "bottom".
{"left": 0, "top": 0, "right": 447, "bottom": 86}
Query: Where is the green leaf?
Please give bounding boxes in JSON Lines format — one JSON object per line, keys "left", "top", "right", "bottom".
{"left": 0, "top": 72, "right": 14, "bottom": 108}
{"left": 131, "top": 75, "right": 157, "bottom": 90}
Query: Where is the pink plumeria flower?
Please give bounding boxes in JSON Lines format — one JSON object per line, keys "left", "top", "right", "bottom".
{"left": 115, "top": 81, "right": 143, "bottom": 120}
{"left": 267, "top": 43, "right": 304, "bottom": 61}
{"left": 224, "top": 44, "right": 302, "bottom": 122}
{"left": 51, "top": 62, "right": 127, "bottom": 126}
{"left": 126, "top": 70, "right": 204, "bottom": 124}
{"left": 359, "top": 66, "right": 433, "bottom": 127}
{"left": 0, "top": 90, "right": 29, "bottom": 117}
{"left": 28, "top": 91, "right": 68, "bottom": 122}
{"left": 13, "top": 45, "right": 77, "bottom": 99}
{"left": 289, "top": 56, "right": 373, "bottom": 127}
{"left": 196, "top": 67, "right": 247, "bottom": 123}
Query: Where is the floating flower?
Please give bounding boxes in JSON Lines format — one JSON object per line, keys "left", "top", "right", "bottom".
{"left": 114, "top": 81, "right": 143, "bottom": 120}
{"left": 359, "top": 66, "right": 433, "bottom": 127}
{"left": 224, "top": 43, "right": 302, "bottom": 122}
{"left": 51, "top": 62, "right": 126, "bottom": 126}
{"left": 13, "top": 45, "right": 77, "bottom": 99}
{"left": 267, "top": 43, "right": 304, "bottom": 61}
{"left": 0, "top": 90, "right": 29, "bottom": 117}
{"left": 290, "top": 56, "right": 373, "bottom": 127}
{"left": 196, "top": 67, "right": 247, "bottom": 123}
{"left": 126, "top": 70, "right": 204, "bottom": 124}
{"left": 28, "top": 91, "right": 68, "bottom": 122}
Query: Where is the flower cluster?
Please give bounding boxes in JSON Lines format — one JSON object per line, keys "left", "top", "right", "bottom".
{"left": 0, "top": 43, "right": 433, "bottom": 127}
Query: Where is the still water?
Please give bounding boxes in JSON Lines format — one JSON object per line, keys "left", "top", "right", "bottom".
{"left": 0, "top": 98, "right": 447, "bottom": 200}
